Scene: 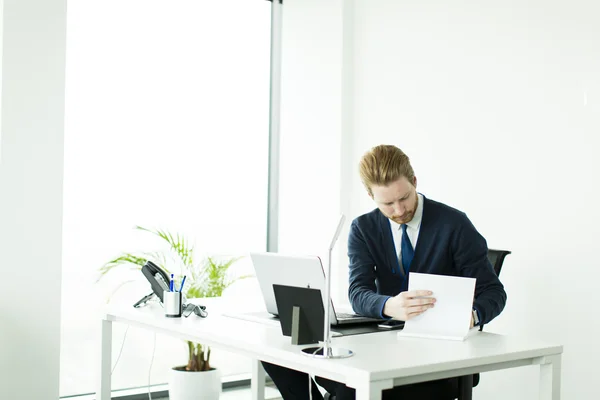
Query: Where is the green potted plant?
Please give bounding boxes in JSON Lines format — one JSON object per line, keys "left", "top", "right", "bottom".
{"left": 98, "top": 226, "right": 249, "bottom": 400}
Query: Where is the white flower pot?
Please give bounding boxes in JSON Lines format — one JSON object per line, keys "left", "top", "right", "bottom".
{"left": 169, "top": 366, "right": 221, "bottom": 400}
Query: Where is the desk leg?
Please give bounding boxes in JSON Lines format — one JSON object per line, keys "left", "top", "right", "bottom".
{"left": 355, "top": 379, "right": 393, "bottom": 400}
{"left": 539, "top": 354, "right": 561, "bottom": 400}
{"left": 251, "top": 359, "right": 265, "bottom": 400}
{"left": 97, "top": 318, "right": 112, "bottom": 400}
{"left": 458, "top": 375, "right": 473, "bottom": 400}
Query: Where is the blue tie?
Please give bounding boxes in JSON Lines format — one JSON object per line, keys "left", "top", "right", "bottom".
{"left": 401, "top": 224, "right": 414, "bottom": 275}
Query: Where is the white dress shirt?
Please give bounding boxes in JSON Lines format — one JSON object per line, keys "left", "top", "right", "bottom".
{"left": 389, "top": 193, "right": 424, "bottom": 267}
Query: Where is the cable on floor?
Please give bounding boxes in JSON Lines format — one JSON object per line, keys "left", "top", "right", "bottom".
{"left": 111, "top": 326, "right": 130, "bottom": 375}
{"left": 148, "top": 332, "right": 157, "bottom": 400}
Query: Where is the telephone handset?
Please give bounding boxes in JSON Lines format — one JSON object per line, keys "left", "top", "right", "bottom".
{"left": 132, "top": 260, "right": 171, "bottom": 308}
{"left": 141, "top": 260, "right": 171, "bottom": 302}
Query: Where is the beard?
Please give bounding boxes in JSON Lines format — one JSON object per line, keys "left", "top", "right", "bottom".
{"left": 390, "top": 211, "right": 414, "bottom": 225}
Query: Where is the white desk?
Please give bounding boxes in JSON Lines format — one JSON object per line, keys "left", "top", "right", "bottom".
{"left": 98, "top": 302, "right": 562, "bottom": 400}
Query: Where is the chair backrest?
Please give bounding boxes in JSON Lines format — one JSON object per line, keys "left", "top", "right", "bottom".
{"left": 487, "top": 249, "right": 511, "bottom": 277}
{"left": 478, "top": 248, "right": 510, "bottom": 332}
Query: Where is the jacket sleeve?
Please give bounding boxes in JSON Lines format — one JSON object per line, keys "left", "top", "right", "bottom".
{"left": 452, "top": 214, "right": 507, "bottom": 325}
{"left": 347, "top": 220, "right": 391, "bottom": 318}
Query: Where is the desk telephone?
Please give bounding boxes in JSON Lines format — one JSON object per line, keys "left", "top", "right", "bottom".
{"left": 133, "top": 260, "right": 207, "bottom": 318}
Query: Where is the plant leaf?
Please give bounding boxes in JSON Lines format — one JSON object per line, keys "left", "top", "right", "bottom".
{"left": 97, "top": 253, "right": 147, "bottom": 282}
{"left": 136, "top": 226, "right": 194, "bottom": 267}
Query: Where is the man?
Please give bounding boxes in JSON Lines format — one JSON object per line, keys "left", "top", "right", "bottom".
{"left": 263, "top": 145, "right": 507, "bottom": 400}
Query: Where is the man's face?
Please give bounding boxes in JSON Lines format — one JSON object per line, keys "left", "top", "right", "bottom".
{"left": 370, "top": 176, "right": 418, "bottom": 225}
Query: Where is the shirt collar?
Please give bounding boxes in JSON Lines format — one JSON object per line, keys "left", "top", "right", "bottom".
{"left": 389, "top": 193, "right": 424, "bottom": 231}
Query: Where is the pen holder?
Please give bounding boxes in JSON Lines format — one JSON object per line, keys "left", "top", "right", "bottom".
{"left": 163, "top": 291, "right": 182, "bottom": 318}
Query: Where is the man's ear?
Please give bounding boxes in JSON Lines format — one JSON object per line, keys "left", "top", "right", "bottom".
{"left": 413, "top": 176, "right": 418, "bottom": 188}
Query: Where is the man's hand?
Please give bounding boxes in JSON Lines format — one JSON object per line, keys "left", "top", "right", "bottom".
{"left": 382, "top": 290, "right": 436, "bottom": 321}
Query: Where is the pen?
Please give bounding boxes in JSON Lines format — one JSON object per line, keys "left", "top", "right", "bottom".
{"left": 170, "top": 274, "right": 174, "bottom": 292}
{"left": 179, "top": 275, "right": 187, "bottom": 293}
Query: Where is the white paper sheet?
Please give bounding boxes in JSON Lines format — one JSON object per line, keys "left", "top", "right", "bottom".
{"left": 398, "top": 272, "right": 476, "bottom": 341}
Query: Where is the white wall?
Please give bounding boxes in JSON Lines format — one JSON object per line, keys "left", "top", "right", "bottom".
{"left": 0, "top": 0, "right": 67, "bottom": 399}
{"left": 344, "top": 1, "right": 600, "bottom": 399}
{"left": 279, "top": 0, "right": 349, "bottom": 303}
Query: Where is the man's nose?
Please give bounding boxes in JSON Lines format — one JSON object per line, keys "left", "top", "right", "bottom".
{"left": 393, "top": 203, "right": 405, "bottom": 216}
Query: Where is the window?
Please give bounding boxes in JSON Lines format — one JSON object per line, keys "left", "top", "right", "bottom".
{"left": 61, "top": 0, "right": 271, "bottom": 396}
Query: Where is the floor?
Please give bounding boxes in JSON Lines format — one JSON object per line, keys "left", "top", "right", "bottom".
{"left": 155, "top": 385, "right": 283, "bottom": 399}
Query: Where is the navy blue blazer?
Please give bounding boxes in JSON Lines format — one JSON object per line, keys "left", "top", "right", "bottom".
{"left": 348, "top": 195, "right": 506, "bottom": 325}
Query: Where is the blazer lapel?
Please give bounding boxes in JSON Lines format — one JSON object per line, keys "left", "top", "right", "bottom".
{"left": 412, "top": 195, "right": 431, "bottom": 267}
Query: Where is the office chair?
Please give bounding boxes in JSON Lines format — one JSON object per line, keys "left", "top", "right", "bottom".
{"left": 458, "top": 248, "right": 511, "bottom": 400}
{"left": 486, "top": 248, "right": 512, "bottom": 277}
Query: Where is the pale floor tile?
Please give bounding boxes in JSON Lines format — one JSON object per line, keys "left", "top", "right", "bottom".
{"left": 155, "top": 385, "right": 282, "bottom": 400}
{"left": 219, "top": 386, "right": 282, "bottom": 399}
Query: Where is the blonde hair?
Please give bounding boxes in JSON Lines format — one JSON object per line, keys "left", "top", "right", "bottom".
{"left": 359, "top": 145, "right": 415, "bottom": 195}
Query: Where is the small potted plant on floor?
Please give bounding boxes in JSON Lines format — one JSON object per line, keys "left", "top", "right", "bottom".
{"left": 98, "top": 226, "right": 249, "bottom": 400}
